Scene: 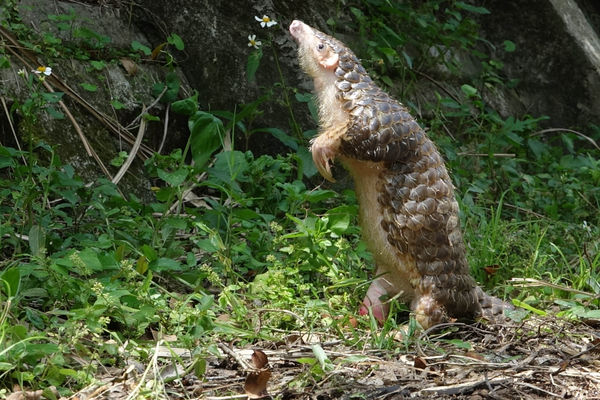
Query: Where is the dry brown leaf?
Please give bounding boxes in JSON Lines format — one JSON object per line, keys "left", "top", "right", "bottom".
{"left": 119, "top": 57, "right": 138, "bottom": 75}
{"left": 251, "top": 349, "right": 268, "bottom": 369}
{"left": 414, "top": 356, "right": 427, "bottom": 370}
{"left": 151, "top": 42, "right": 167, "bottom": 60}
{"left": 464, "top": 351, "right": 485, "bottom": 361}
{"left": 244, "top": 369, "right": 271, "bottom": 399}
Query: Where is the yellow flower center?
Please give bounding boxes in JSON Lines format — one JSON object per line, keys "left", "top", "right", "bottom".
{"left": 262, "top": 16, "right": 270, "bottom": 23}
{"left": 37, "top": 66, "right": 46, "bottom": 72}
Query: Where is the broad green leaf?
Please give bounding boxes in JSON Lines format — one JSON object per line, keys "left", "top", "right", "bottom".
{"left": 131, "top": 40, "right": 151, "bottom": 55}
{"left": 455, "top": 2, "right": 490, "bottom": 14}
{"left": 172, "top": 92, "right": 198, "bottom": 116}
{"left": 460, "top": 84, "right": 477, "bottom": 97}
{"left": 0, "top": 267, "right": 20, "bottom": 297}
{"left": 168, "top": 33, "right": 185, "bottom": 50}
{"left": 29, "top": 225, "right": 45, "bottom": 257}
{"left": 80, "top": 83, "right": 98, "bottom": 92}
{"left": 246, "top": 48, "right": 262, "bottom": 83}
{"left": 503, "top": 40, "right": 516, "bottom": 52}
{"left": 189, "top": 111, "right": 224, "bottom": 169}
{"left": 254, "top": 127, "right": 298, "bottom": 150}
{"left": 157, "top": 167, "right": 188, "bottom": 186}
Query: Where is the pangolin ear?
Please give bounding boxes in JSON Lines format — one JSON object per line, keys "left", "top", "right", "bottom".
{"left": 319, "top": 52, "right": 339, "bottom": 70}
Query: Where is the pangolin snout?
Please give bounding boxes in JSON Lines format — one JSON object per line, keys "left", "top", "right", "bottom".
{"left": 289, "top": 20, "right": 306, "bottom": 42}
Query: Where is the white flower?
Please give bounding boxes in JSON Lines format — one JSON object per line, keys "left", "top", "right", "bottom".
{"left": 247, "top": 34, "right": 262, "bottom": 49}
{"left": 255, "top": 15, "right": 277, "bottom": 28}
{"left": 33, "top": 66, "right": 52, "bottom": 76}
{"left": 17, "top": 68, "right": 26, "bottom": 77}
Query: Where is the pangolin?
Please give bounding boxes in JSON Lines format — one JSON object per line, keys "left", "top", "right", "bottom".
{"left": 289, "top": 20, "right": 507, "bottom": 329}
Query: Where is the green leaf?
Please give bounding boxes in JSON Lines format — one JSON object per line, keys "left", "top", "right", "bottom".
{"left": 297, "top": 146, "right": 317, "bottom": 178}
{"left": 45, "top": 107, "right": 65, "bottom": 119}
{"left": 327, "top": 213, "right": 350, "bottom": 234}
{"left": 151, "top": 257, "right": 183, "bottom": 272}
{"left": 0, "top": 56, "right": 10, "bottom": 68}
{"left": 111, "top": 99, "right": 125, "bottom": 110}
{"left": 41, "top": 92, "right": 64, "bottom": 103}
{"left": 460, "top": 84, "right": 477, "bottom": 97}
{"left": 0, "top": 267, "right": 21, "bottom": 297}
{"left": 189, "top": 111, "right": 224, "bottom": 169}
{"left": 503, "top": 40, "right": 516, "bottom": 52}
{"left": 89, "top": 60, "right": 106, "bottom": 70}
{"left": 401, "top": 50, "right": 413, "bottom": 69}
{"left": 246, "top": 48, "right": 262, "bottom": 83}
{"left": 582, "top": 309, "right": 600, "bottom": 319}
{"left": 80, "top": 83, "right": 98, "bottom": 92}
{"left": 172, "top": 92, "right": 199, "bottom": 116}
{"left": 254, "top": 127, "right": 298, "bottom": 150}
{"left": 167, "top": 33, "right": 185, "bottom": 50}
{"left": 29, "top": 225, "right": 45, "bottom": 257}
{"left": 311, "top": 344, "right": 333, "bottom": 372}
{"left": 141, "top": 244, "right": 157, "bottom": 261}
{"left": 78, "top": 248, "right": 103, "bottom": 271}
{"left": 512, "top": 299, "right": 547, "bottom": 316}
{"left": 131, "top": 40, "right": 152, "bottom": 55}
{"left": 455, "top": 2, "right": 490, "bottom": 14}
{"left": 527, "top": 138, "right": 547, "bottom": 159}
{"left": 157, "top": 167, "right": 188, "bottom": 186}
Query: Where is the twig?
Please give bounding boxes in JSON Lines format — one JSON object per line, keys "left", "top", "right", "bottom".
{"left": 531, "top": 128, "right": 600, "bottom": 151}
{"left": 457, "top": 152, "right": 516, "bottom": 157}
{"left": 503, "top": 203, "right": 547, "bottom": 219}
{"left": 157, "top": 102, "right": 170, "bottom": 154}
{"left": 0, "top": 95, "right": 26, "bottom": 164}
{"left": 217, "top": 343, "right": 252, "bottom": 372}
{"left": 124, "top": 85, "right": 168, "bottom": 130}
{"left": 510, "top": 277, "right": 596, "bottom": 297}
{"left": 112, "top": 117, "right": 146, "bottom": 185}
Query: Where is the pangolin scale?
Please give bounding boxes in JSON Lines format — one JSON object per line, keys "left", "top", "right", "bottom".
{"left": 289, "top": 20, "right": 506, "bottom": 328}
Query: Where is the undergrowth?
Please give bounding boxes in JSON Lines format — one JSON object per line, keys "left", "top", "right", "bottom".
{"left": 1, "top": 0, "right": 599, "bottom": 397}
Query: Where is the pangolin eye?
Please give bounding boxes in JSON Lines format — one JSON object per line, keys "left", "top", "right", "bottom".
{"left": 317, "top": 43, "right": 325, "bottom": 50}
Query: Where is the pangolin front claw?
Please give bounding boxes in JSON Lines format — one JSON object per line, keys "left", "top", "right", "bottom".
{"left": 311, "top": 143, "right": 336, "bottom": 182}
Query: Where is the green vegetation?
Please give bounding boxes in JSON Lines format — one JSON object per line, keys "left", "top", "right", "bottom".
{"left": 1, "top": 0, "right": 599, "bottom": 397}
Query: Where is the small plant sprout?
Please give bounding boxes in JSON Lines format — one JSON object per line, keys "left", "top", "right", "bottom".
{"left": 255, "top": 15, "right": 277, "bottom": 28}
{"left": 248, "top": 34, "right": 261, "bottom": 49}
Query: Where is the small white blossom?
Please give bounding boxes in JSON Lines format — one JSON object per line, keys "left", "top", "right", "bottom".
{"left": 255, "top": 15, "right": 277, "bottom": 28}
{"left": 247, "top": 34, "right": 261, "bottom": 49}
{"left": 33, "top": 66, "right": 52, "bottom": 76}
{"left": 17, "top": 68, "right": 26, "bottom": 77}
{"left": 583, "top": 220, "right": 592, "bottom": 233}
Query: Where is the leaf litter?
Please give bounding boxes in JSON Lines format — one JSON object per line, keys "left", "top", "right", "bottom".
{"left": 59, "top": 315, "right": 600, "bottom": 399}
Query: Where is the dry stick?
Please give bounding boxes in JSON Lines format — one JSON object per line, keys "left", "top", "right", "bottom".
{"left": 157, "top": 103, "right": 170, "bottom": 154}
{"left": 0, "top": 96, "right": 27, "bottom": 164}
{"left": 217, "top": 343, "right": 253, "bottom": 371}
{"left": 510, "top": 277, "right": 597, "bottom": 298}
{"left": 457, "top": 152, "right": 516, "bottom": 157}
{"left": 112, "top": 117, "right": 146, "bottom": 185}
{"left": 532, "top": 128, "right": 600, "bottom": 151}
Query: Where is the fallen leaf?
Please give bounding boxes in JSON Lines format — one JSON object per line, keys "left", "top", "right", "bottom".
{"left": 414, "top": 356, "right": 427, "bottom": 370}
{"left": 244, "top": 369, "right": 271, "bottom": 399}
{"left": 120, "top": 58, "right": 138, "bottom": 75}
{"left": 483, "top": 264, "right": 500, "bottom": 276}
{"left": 464, "top": 351, "right": 485, "bottom": 361}
{"left": 251, "top": 349, "right": 268, "bottom": 369}
{"left": 244, "top": 349, "right": 271, "bottom": 398}
{"left": 151, "top": 42, "right": 167, "bottom": 60}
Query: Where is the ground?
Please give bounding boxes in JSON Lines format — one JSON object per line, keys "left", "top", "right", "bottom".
{"left": 36, "top": 316, "right": 599, "bottom": 400}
